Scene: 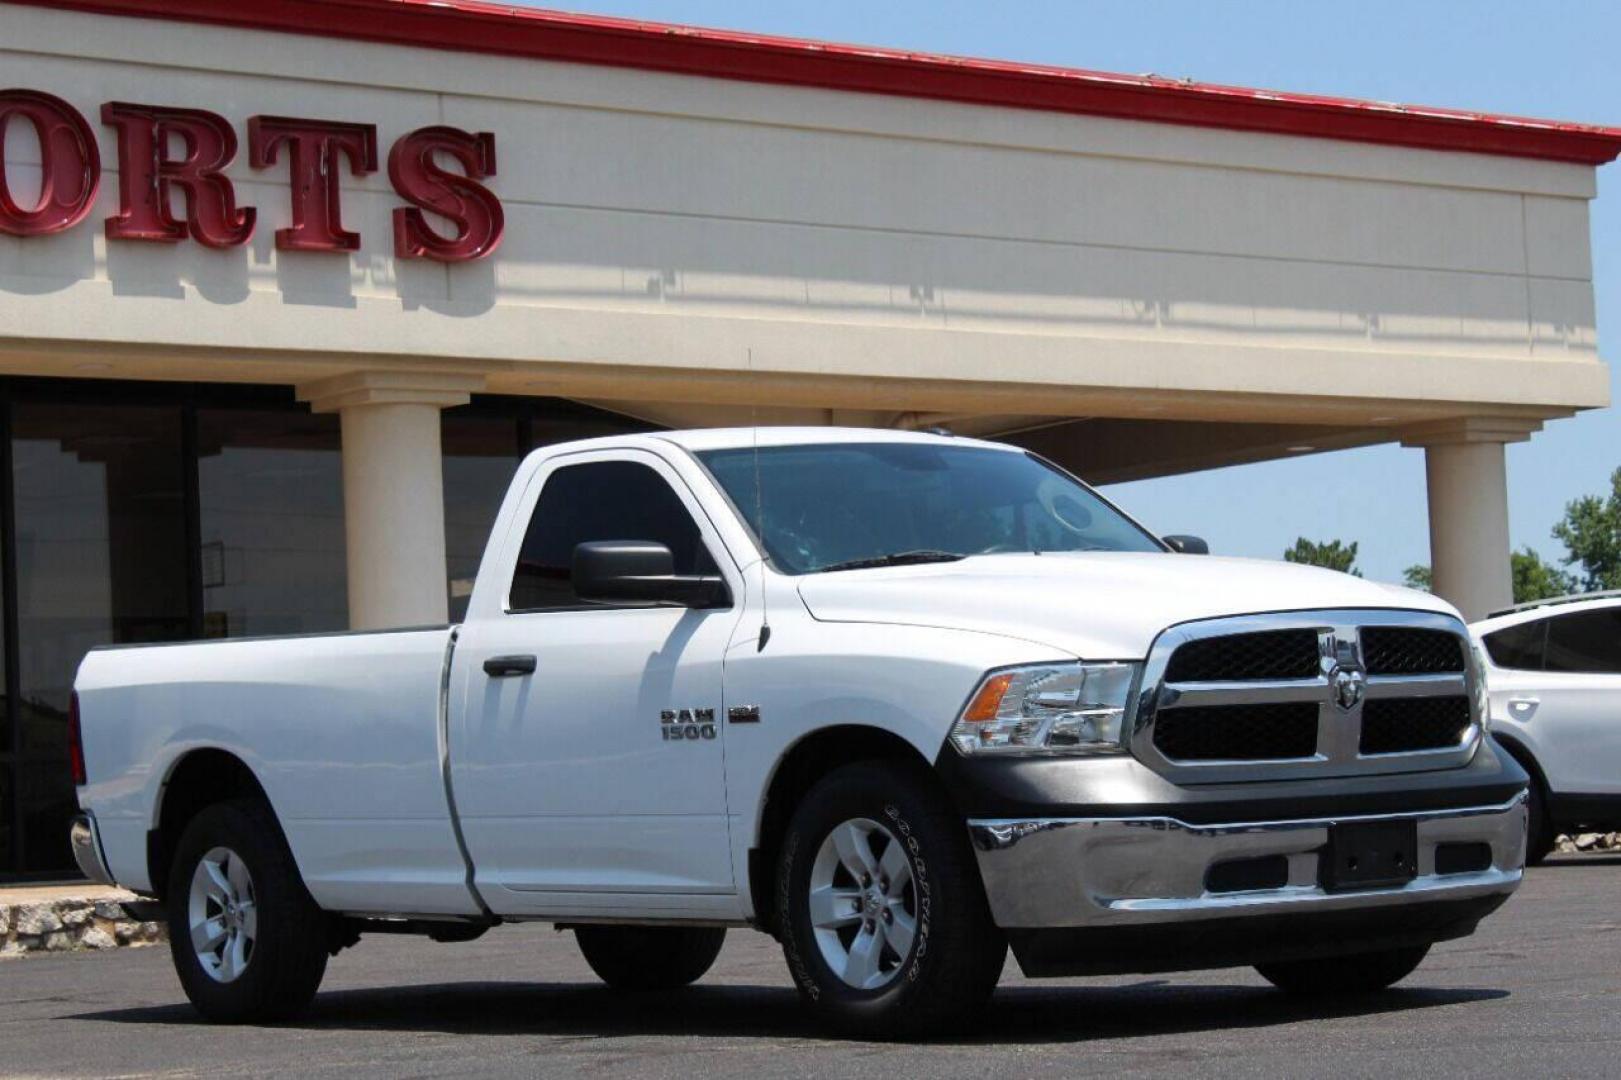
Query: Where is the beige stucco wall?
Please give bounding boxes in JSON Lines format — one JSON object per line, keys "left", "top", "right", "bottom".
{"left": 0, "top": 5, "right": 1608, "bottom": 434}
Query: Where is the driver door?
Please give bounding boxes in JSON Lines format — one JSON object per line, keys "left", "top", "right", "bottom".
{"left": 450, "top": 448, "right": 744, "bottom": 918}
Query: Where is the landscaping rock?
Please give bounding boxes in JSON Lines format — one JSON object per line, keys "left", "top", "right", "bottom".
{"left": 80, "top": 926, "right": 117, "bottom": 950}
{"left": 0, "top": 888, "right": 164, "bottom": 957}
{"left": 15, "top": 905, "right": 62, "bottom": 936}
{"left": 1555, "top": 832, "right": 1621, "bottom": 854}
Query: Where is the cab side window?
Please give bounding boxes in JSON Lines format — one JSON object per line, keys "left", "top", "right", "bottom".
{"left": 1544, "top": 608, "right": 1621, "bottom": 675}
{"left": 508, "top": 460, "right": 718, "bottom": 611}
{"left": 1483, "top": 620, "right": 1547, "bottom": 671}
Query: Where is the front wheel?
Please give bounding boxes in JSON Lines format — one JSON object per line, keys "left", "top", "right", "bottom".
{"left": 166, "top": 799, "right": 330, "bottom": 1023}
{"left": 574, "top": 925, "right": 726, "bottom": 990}
{"left": 1525, "top": 779, "right": 1557, "bottom": 865}
{"left": 776, "top": 760, "right": 1006, "bottom": 1037}
{"left": 1255, "top": 944, "right": 1430, "bottom": 994}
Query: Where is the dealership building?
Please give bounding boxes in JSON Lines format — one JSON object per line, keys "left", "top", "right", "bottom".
{"left": 1, "top": 0, "right": 1617, "bottom": 880}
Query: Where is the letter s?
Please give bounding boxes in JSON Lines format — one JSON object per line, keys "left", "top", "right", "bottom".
{"left": 388, "top": 126, "right": 503, "bottom": 263}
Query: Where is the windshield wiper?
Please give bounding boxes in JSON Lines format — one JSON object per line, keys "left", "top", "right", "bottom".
{"left": 814, "top": 550, "right": 967, "bottom": 574}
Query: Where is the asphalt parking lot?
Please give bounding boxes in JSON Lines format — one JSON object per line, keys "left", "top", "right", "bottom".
{"left": 4, "top": 854, "right": 1619, "bottom": 1079}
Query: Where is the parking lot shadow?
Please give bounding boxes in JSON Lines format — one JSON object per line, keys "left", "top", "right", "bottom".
{"left": 67, "top": 979, "right": 1507, "bottom": 1045}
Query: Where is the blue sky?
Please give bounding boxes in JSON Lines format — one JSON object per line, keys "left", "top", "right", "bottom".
{"left": 518, "top": 0, "right": 1620, "bottom": 584}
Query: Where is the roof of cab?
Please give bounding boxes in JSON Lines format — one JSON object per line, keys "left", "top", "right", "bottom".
{"left": 653, "top": 427, "right": 1017, "bottom": 453}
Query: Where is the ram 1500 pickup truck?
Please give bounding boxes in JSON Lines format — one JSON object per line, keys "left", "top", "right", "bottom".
{"left": 70, "top": 428, "right": 1527, "bottom": 1035}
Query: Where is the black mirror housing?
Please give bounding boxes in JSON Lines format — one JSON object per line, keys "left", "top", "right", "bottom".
{"left": 571, "top": 540, "right": 730, "bottom": 607}
{"left": 1163, "top": 534, "right": 1209, "bottom": 555}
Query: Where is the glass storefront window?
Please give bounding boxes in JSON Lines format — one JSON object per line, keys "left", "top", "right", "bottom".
{"left": 0, "top": 384, "right": 650, "bottom": 880}
{"left": 0, "top": 764, "right": 14, "bottom": 872}
{"left": 11, "top": 400, "right": 190, "bottom": 874}
{"left": 197, "top": 408, "right": 347, "bottom": 638}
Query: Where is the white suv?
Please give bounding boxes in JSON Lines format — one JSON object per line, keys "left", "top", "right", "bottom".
{"left": 1472, "top": 593, "right": 1621, "bottom": 862}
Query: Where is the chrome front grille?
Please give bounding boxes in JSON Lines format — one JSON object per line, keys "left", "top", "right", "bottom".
{"left": 1133, "top": 610, "right": 1480, "bottom": 782}
{"left": 1162, "top": 628, "right": 1319, "bottom": 682}
{"left": 1359, "top": 627, "right": 1466, "bottom": 675}
{"left": 1360, "top": 696, "right": 1472, "bottom": 755}
{"left": 1151, "top": 701, "right": 1319, "bottom": 761}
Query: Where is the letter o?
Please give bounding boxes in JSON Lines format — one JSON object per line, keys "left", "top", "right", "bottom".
{"left": 0, "top": 89, "right": 101, "bottom": 236}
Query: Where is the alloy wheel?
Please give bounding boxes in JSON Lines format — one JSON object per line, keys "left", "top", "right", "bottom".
{"left": 807, "top": 817, "right": 919, "bottom": 990}
{"left": 188, "top": 845, "right": 257, "bottom": 984}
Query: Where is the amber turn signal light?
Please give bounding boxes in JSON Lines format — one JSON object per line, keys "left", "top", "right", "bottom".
{"left": 962, "top": 672, "right": 1015, "bottom": 723}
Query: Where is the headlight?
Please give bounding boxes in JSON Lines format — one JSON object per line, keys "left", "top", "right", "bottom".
{"left": 1470, "top": 641, "right": 1491, "bottom": 733}
{"left": 949, "top": 662, "right": 1139, "bottom": 755}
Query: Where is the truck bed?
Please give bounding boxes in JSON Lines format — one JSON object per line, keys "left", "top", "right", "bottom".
{"left": 74, "top": 626, "right": 482, "bottom": 916}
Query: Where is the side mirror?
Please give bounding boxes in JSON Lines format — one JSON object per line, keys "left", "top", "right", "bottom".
{"left": 1163, "top": 534, "right": 1209, "bottom": 555}
{"left": 571, "top": 541, "right": 730, "bottom": 608}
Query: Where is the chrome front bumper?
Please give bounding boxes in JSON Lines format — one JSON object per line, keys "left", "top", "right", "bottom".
{"left": 69, "top": 813, "right": 116, "bottom": 886}
{"left": 967, "top": 792, "right": 1526, "bottom": 928}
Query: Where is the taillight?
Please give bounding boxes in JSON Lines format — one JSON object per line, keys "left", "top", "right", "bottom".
{"left": 68, "top": 691, "right": 86, "bottom": 786}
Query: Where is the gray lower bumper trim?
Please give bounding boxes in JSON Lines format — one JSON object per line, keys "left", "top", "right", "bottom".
{"left": 968, "top": 792, "right": 1526, "bottom": 929}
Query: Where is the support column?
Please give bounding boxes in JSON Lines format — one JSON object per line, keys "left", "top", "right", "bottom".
{"left": 1402, "top": 417, "right": 1542, "bottom": 622}
{"left": 299, "top": 372, "right": 485, "bottom": 630}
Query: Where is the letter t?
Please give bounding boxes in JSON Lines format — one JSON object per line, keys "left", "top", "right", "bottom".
{"left": 248, "top": 116, "right": 377, "bottom": 252}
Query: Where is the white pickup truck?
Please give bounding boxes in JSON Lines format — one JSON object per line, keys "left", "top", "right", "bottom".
{"left": 69, "top": 428, "right": 1528, "bottom": 1036}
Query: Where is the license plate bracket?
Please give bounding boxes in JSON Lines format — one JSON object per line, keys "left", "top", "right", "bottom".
{"left": 1321, "top": 819, "right": 1418, "bottom": 892}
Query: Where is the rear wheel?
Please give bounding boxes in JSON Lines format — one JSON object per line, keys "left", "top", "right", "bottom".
{"left": 776, "top": 760, "right": 1006, "bottom": 1037}
{"left": 166, "top": 799, "right": 329, "bottom": 1023}
{"left": 574, "top": 926, "right": 726, "bottom": 990}
{"left": 1255, "top": 944, "right": 1430, "bottom": 994}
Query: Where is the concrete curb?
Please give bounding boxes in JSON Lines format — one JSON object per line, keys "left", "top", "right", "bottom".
{"left": 0, "top": 887, "right": 166, "bottom": 957}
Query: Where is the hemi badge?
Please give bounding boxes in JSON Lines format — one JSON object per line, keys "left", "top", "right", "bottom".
{"left": 728, "top": 705, "right": 761, "bottom": 724}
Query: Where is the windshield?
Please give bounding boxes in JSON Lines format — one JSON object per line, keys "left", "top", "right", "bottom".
{"left": 697, "top": 442, "right": 1164, "bottom": 574}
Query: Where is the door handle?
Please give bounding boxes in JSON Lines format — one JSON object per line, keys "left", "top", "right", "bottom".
{"left": 1506, "top": 697, "right": 1539, "bottom": 720}
{"left": 484, "top": 654, "right": 537, "bottom": 677}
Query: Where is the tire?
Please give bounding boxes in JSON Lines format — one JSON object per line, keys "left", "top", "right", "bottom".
{"left": 574, "top": 926, "right": 726, "bottom": 991}
{"left": 1525, "top": 778, "right": 1557, "bottom": 866}
{"left": 1255, "top": 944, "right": 1430, "bottom": 994}
{"left": 776, "top": 760, "right": 1006, "bottom": 1038}
{"left": 166, "top": 798, "right": 329, "bottom": 1023}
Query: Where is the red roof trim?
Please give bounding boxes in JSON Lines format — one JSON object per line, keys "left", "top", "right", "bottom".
{"left": 13, "top": 0, "right": 1621, "bottom": 165}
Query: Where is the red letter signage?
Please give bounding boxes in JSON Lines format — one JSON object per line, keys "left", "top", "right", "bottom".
{"left": 101, "top": 103, "right": 255, "bottom": 248}
{"left": 0, "top": 89, "right": 101, "bottom": 237}
{"left": 388, "top": 126, "right": 503, "bottom": 263}
{"left": 247, "top": 116, "right": 377, "bottom": 253}
{"left": 1, "top": 93, "right": 510, "bottom": 260}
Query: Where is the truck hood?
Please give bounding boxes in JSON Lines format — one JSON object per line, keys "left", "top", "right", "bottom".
{"left": 795, "top": 552, "right": 1458, "bottom": 659}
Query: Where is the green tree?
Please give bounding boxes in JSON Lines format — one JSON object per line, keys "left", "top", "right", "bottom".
{"left": 1511, "top": 546, "right": 1575, "bottom": 603}
{"left": 1283, "top": 537, "right": 1361, "bottom": 577}
{"left": 1402, "top": 549, "right": 1572, "bottom": 604}
{"left": 1553, "top": 466, "right": 1621, "bottom": 592}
